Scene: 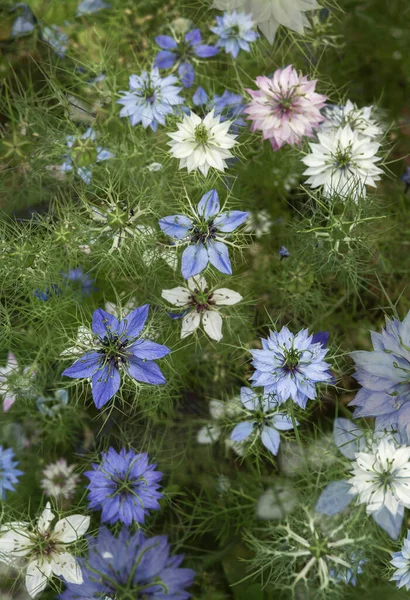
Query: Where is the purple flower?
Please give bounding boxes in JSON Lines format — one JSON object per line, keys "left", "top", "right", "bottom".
{"left": 85, "top": 449, "right": 163, "bottom": 525}
{"left": 59, "top": 526, "right": 195, "bottom": 600}
{"left": 349, "top": 311, "right": 410, "bottom": 437}
{"left": 401, "top": 166, "right": 410, "bottom": 193}
{"left": 154, "top": 29, "right": 218, "bottom": 88}
{"left": 192, "top": 86, "right": 246, "bottom": 132}
{"left": 0, "top": 446, "right": 23, "bottom": 500}
{"left": 391, "top": 530, "right": 410, "bottom": 590}
{"left": 62, "top": 267, "right": 95, "bottom": 296}
{"left": 62, "top": 306, "right": 170, "bottom": 408}
{"left": 250, "top": 326, "right": 332, "bottom": 408}
{"left": 158, "top": 189, "right": 248, "bottom": 279}
{"left": 230, "top": 387, "right": 296, "bottom": 455}
{"left": 34, "top": 284, "right": 60, "bottom": 301}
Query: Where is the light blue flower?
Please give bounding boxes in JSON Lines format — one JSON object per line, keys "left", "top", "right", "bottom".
{"left": 230, "top": 387, "right": 296, "bottom": 455}
{"left": 117, "top": 68, "right": 184, "bottom": 132}
{"left": 0, "top": 446, "right": 23, "bottom": 500}
{"left": 77, "top": 0, "right": 110, "bottom": 16}
{"left": 391, "top": 530, "right": 410, "bottom": 590}
{"left": 250, "top": 327, "right": 332, "bottom": 408}
{"left": 330, "top": 552, "right": 366, "bottom": 586}
{"left": 11, "top": 3, "right": 36, "bottom": 38}
{"left": 349, "top": 311, "right": 410, "bottom": 437}
{"left": 42, "top": 25, "right": 69, "bottom": 58}
{"left": 210, "top": 11, "right": 258, "bottom": 59}
{"left": 158, "top": 189, "right": 248, "bottom": 279}
{"left": 60, "top": 127, "right": 114, "bottom": 184}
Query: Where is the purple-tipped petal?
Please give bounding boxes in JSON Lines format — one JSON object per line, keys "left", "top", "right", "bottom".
{"left": 312, "top": 331, "right": 330, "bottom": 348}
{"left": 120, "top": 305, "right": 149, "bottom": 339}
{"left": 197, "top": 190, "right": 220, "bottom": 219}
{"left": 92, "top": 309, "right": 121, "bottom": 337}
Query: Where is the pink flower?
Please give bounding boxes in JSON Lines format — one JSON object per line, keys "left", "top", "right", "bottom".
{"left": 245, "top": 65, "right": 327, "bottom": 151}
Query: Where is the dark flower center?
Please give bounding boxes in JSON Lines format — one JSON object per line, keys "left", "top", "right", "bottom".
{"left": 188, "top": 287, "right": 215, "bottom": 313}
{"left": 99, "top": 334, "right": 130, "bottom": 369}
{"left": 190, "top": 220, "right": 218, "bottom": 244}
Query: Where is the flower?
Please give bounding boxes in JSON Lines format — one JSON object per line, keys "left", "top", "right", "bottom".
{"left": 197, "top": 397, "right": 242, "bottom": 444}
{"left": 34, "top": 284, "right": 60, "bottom": 301}
{"left": 256, "top": 480, "right": 298, "bottom": 520}
{"left": 62, "top": 306, "right": 170, "bottom": 408}
{"left": 59, "top": 526, "right": 195, "bottom": 600}
{"left": 85, "top": 449, "right": 163, "bottom": 526}
{"left": 279, "top": 245, "right": 289, "bottom": 259}
{"left": 159, "top": 189, "right": 248, "bottom": 278}
{"left": 61, "top": 267, "right": 95, "bottom": 296}
{"left": 167, "top": 110, "right": 238, "bottom": 176}
{"left": 192, "top": 87, "right": 246, "bottom": 132}
{"left": 302, "top": 125, "right": 383, "bottom": 200}
{"left": 41, "top": 25, "right": 69, "bottom": 58}
{"left": 0, "top": 503, "right": 90, "bottom": 598}
{"left": 154, "top": 28, "right": 218, "bottom": 88}
{"left": 230, "top": 388, "right": 296, "bottom": 455}
{"left": 60, "top": 128, "right": 114, "bottom": 185}
{"left": 330, "top": 552, "right": 366, "bottom": 586}
{"left": 391, "top": 530, "right": 410, "bottom": 590}
{"left": 0, "top": 353, "right": 37, "bottom": 412}
{"left": 41, "top": 459, "right": 79, "bottom": 500}
{"left": 117, "top": 68, "right": 184, "bottom": 131}
{"left": 320, "top": 100, "right": 383, "bottom": 139}
{"left": 162, "top": 275, "right": 242, "bottom": 341}
{"left": 212, "top": 0, "right": 321, "bottom": 44}
{"left": 11, "top": 3, "right": 36, "bottom": 38}
{"left": 77, "top": 0, "right": 110, "bottom": 15}
{"left": 250, "top": 327, "right": 332, "bottom": 408}
{"left": 401, "top": 166, "right": 410, "bottom": 193}
{"left": 210, "top": 11, "right": 258, "bottom": 58}
{"left": 90, "top": 200, "right": 146, "bottom": 251}
{"left": 245, "top": 65, "right": 327, "bottom": 151}
{"left": 0, "top": 446, "right": 23, "bottom": 500}
{"left": 349, "top": 311, "right": 410, "bottom": 436}
{"left": 243, "top": 209, "right": 273, "bottom": 237}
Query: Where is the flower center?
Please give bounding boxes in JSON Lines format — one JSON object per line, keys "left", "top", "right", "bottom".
{"left": 188, "top": 288, "right": 214, "bottom": 312}
{"left": 143, "top": 84, "right": 157, "bottom": 104}
{"left": 283, "top": 348, "right": 302, "bottom": 372}
{"left": 190, "top": 220, "right": 218, "bottom": 244}
{"left": 71, "top": 138, "right": 97, "bottom": 167}
{"left": 194, "top": 123, "right": 210, "bottom": 144}
{"left": 99, "top": 334, "right": 130, "bottom": 368}
{"left": 333, "top": 147, "right": 352, "bottom": 170}
{"left": 309, "top": 535, "right": 330, "bottom": 559}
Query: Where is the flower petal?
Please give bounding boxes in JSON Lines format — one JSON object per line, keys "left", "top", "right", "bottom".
{"left": 207, "top": 241, "right": 232, "bottom": 275}
{"left": 181, "top": 244, "right": 209, "bottom": 279}
{"left": 230, "top": 421, "right": 254, "bottom": 442}
{"left": 120, "top": 305, "right": 149, "bottom": 338}
{"left": 202, "top": 311, "right": 223, "bottom": 341}
{"left": 53, "top": 515, "right": 90, "bottom": 543}
{"left": 197, "top": 190, "right": 220, "bottom": 219}
{"left": 25, "top": 558, "right": 52, "bottom": 598}
{"left": 62, "top": 352, "right": 101, "bottom": 379}
{"left": 127, "top": 357, "right": 166, "bottom": 385}
{"left": 261, "top": 426, "right": 281, "bottom": 455}
{"left": 212, "top": 288, "right": 242, "bottom": 305}
{"left": 50, "top": 552, "right": 83, "bottom": 584}
{"left": 129, "top": 339, "right": 171, "bottom": 360}
{"left": 91, "top": 364, "right": 121, "bottom": 408}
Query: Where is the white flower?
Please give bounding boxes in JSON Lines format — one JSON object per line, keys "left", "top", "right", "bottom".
{"left": 0, "top": 503, "right": 90, "bottom": 598}
{"left": 146, "top": 162, "right": 163, "bottom": 172}
{"left": 256, "top": 481, "right": 298, "bottom": 520}
{"left": 302, "top": 125, "right": 383, "bottom": 200}
{"left": 0, "top": 353, "right": 36, "bottom": 412}
{"left": 321, "top": 100, "right": 383, "bottom": 139}
{"left": 167, "top": 110, "right": 237, "bottom": 176}
{"left": 212, "top": 0, "right": 320, "bottom": 43}
{"left": 162, "top": 275, "right": 242, "bottom": 342}
{"left": 348, "top": 435, "right": 410, "bottom": 516}
{"left": 41, "top": 459, "right": 80, "bottom": 500}
{"left": 136, "top": 225, "right": 178, "bottom": 271}
{"left": 243, "top": 209, "right": 273, "bottom": 238}
{"left": 90, "top": 200, "right": 145, "bottom": 252}
{"left": 197, "top": 398, "right": 242, "bottom": 444}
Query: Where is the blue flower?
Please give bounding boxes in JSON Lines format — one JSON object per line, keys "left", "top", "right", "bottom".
{"left": 61, "top": 127, "right": 114, "bottom": 184}
{"left": 154, "top": 29, "right": 218, "bottom": 88}
{"left": 391, "top": 530, "right": 410, "bottom": 590}
{"left": 230, "top": 387, "right": 296, "bottom": 455}
{"left": 62, "top": 266, "right": 95, "bottom": 296}
{"left": 77, "top": 0, "right": 110, "bottom": 15}
{"left": 192, "top": 86, "right": 246, "bottom": 132}
{"left": 401, "top": 167, "right": 410, "bottom": 193}
{"left": 85, "top": 448, "right": 163, "bottom": 525}
{"left": 250, "top": 326, "right": 332, "bottom": 408}
{"left": 59, "top": 526, "right": 195, "bottom": 600}
{"left": 34, "top": 283, "right": 60, "bottom": 301}
{"left": 330, "top": 552, "right": 366, "bottom": 586}
{"left": 0, "top": 446, "right": 23, "bottom": 500}
{"left": 349, "top": 311, "right": 410, "bottom": 436}
{"left": 41, "top": 25, "right": 69, "bottom": 58}
{"left": 62, "top": 306, "right": 170, "bottom": 408}
{"left": 117, "top": 68, "right": 184, "bottom": 131}
{"left": 11, "top": 3, "right": 36, "bottom": 38}
{"left": 158, "top": 189, "right": 248, "bottom": 279}
{"left": 279, "top": 245, "right": 290, "bottom": 259}
{"left": 210, "top": 11, "right": 258, "bottom": 59}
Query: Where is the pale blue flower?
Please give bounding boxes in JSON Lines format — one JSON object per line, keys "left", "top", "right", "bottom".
{"left": 210, "top": 11, "right": 258, "bottom": 59}
{"left": 0, "top": 446, "right": 23, "bottom": 500}
{"left": 77, "top": 0, "right": 110, "bottom": 16}
{"left": 42, "top": 25, "right": 69, "bottom": 58}
{"left": 61, "top": 127, "right": 114, "bottom": 184}
{"left": 391, "top": 530, "right": 410, "bottom": 590}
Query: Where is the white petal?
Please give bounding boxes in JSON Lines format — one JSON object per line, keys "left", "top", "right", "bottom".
{"left": 53, "top": 515, "right": 90, "bottom": 543}
{"left": 187, "top": 275, "right": 208, "bottom": 292}
{"left": 181, "top": 312, "right": 201, "bottom": 338}
{"left": 25, "top": 559, "right": 52, "bottom": 598}
{"left": 197, "top": 425, "right": 221, "bottom": 444}
{"left": 202, "top": 311, "right": 223, "bottom": 341}
{"left": 0, "top": 525, "right": 31, "bottom": 561}
{"left": 37, "top": 504, "right": 54, "bottom": 535}
{"left": 212, "top": 288, "right": 243, "bottom": 306}
{"left": 161, "top": 287, "right": 191, "bottom": 306}
{"left": 51, "top": 552, "right": 83, "bottom": 584}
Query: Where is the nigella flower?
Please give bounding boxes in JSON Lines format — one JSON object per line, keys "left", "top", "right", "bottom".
{"left": 0, "top": 503, "right": 90, "bottom": 598}
{"left": 117, "top": 68, "right": 184, "bottom": 131}
{"left": 62, "top": 267, "right": 95, "bottom": 296}
{"left": 210, "top": 11, "right": 258, "bottom": 58}
{"left": 162, "top": 275, "right": 242, "bottom": 341}
{"left": 391, "top": 530, "right": 410, "bottom": 590}
{"left": 41, "top": 25, "right": 69, "bottom": 58}
{"left": 34, "top": 283, "right": 60, "bottom": 301}
{"left": 60, "top": 127, "right": 114, "bottom": 185}
{"left": 330, "top": 552, "right": 366, "bottom": 586}
{"left": 349, "top": 311, "right": 410, "bottom": 436}
{"left": 192, "top": 86, "right": 246, "bottom": 133}
{"left": 37, "top": 389, "right": 69, "bottom": 417}
{"left": 77, "top": 0, "right": 110, "bottom": 15}
{"left": 154, "top": 28, "right": 218, "bottom": 88}
{"left": 212, "top": 0, "right": 321, "bottom": 44}
{"left": 250, "top": 327, "right": 332, "bottom": 408}
{"left": 302, "top": 125, "right": 383, "bottom": 200}
{"left": 85, "top": 449, "right": 162, "bottom": 525}
{"left": 11, "top": 3, "right": 36, "bottom": 38}
{"left": 279, "top": 245, "right": 289, "bottom": 259}
{"left": 230, "top": 388, "right": 296, "bottom": 455}
{"left": 41, "top": 459, "right": 79, "bottom": 500}
{"left": 320, "top": 99, "right": 383, "bottom": 139}
{"left": 167, "top": 110, "right": 238, "bottom": 176}
{"left": 62, "top": 306, "right": 170, "bottom": 408}
{"left": 197, "top": 397, "right": 242, "bottom": 445}
{"left": 245, "top": 65, "right": 327, "bottom": 151}
{"left": 159, "top": 189, "right": 248, "bottom": 279}
{"left": 0, "top": 445, "right": 23, "bottom": 500}
{"left": 59, "top": 526, "right": 195, "bottom": 600}
{"left": 0, "top": 353, "right": 37, "bottom": 412}
{"left": 401, "top": 166, "right": 410, "bottom": 193}
{"left": 90, "top": 200, "right": 146, "bottom": 252}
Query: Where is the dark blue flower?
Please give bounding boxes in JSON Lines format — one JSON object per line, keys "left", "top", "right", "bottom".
{"left": 401, "top": 167, "right": 410, "bottom": 193}
{"left": 154, "top": 29, "right": 218, "bottom": 88}
{"left": 158, "top": 189, "right": 248, "bottom": 279}
{"left": 34, "top": 283, "right": 60, "bottom": 301}
{"left": 59, "top": 526, "right": 195, "bottom": 600}
{"left": 85, "top": 448, "right": 163, "bottom": 525}
{"left": 62, "top": 306, "right": 170, "bottom": 408}
{"left": 0, "top": 445, "right": 23, "bottom": 500}
{"left": 192, "top": 86, "right": 246, "bottom": 132}
{"left": 61, "top": 267, "right": 95, "bottom": 296}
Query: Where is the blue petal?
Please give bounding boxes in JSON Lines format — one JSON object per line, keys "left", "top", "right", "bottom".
{"left": 92, "top": 309, "right": 121, "bottom": 337}
{"left": 91, "top": 363, "right": 121, "bottom": 408}
{"left": 120, "top": 305, "right": 149, "bottom": 339}
{"left": 158, "top": 215, "right": 192, "bottom": 240}
{"left": 178, "top": 62, "right": 195, "bottom": 88}
{"left": 155, "top": 35, "right": 178, "bottom": 50}
{"left": 372, "top": 505, "right": 404, "bottom": 540}
{"left": 154, "top": 51, "right": 177, "bottom": 69}
{"left": 129, "top": 339, "right": 171, "bottom": 360}
{"left": 185, "top": 29, "right": 201, "bottom": 46}
{"left": 311, "top": 331, "right": 329, "bottom": 348}
{"left": 181, "top": 244, "right": 209, "bottom": 279}
{"left": 194, "top": 44, "right": 219, "bottom": 58}
{"left": 127, "top": 357, "right": 166, "bottom": 385}
{"left": 315, "top": 480, "right": 354, "bottom": 515}
{"left": 207, "top": 241, "right": 232, "bottom": 275}
{"left": 197, "top": 190, "right": 220, "bottom": 219}
{"left": 214, "top": 210, "right": 248, "bottom": 232}
{"left": 261, "top": 426, "right": 281, "bottom": 455}
{"left": 230, "top": 421, "right": 254, "bottom": 442}
{"left": 193, "top": 86, "right": 209, "bottom": 106}
{"left": 271, "top": 414, "right": 294, "bottom": 431}
{"left": 62, "top": 352, "right": 101, "bottom": 378}
{"left": 240, "top": 387, "right": 258, "bottom": 410}
{"left": 333, "top": 418, "right": 365, "bottom": 459}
